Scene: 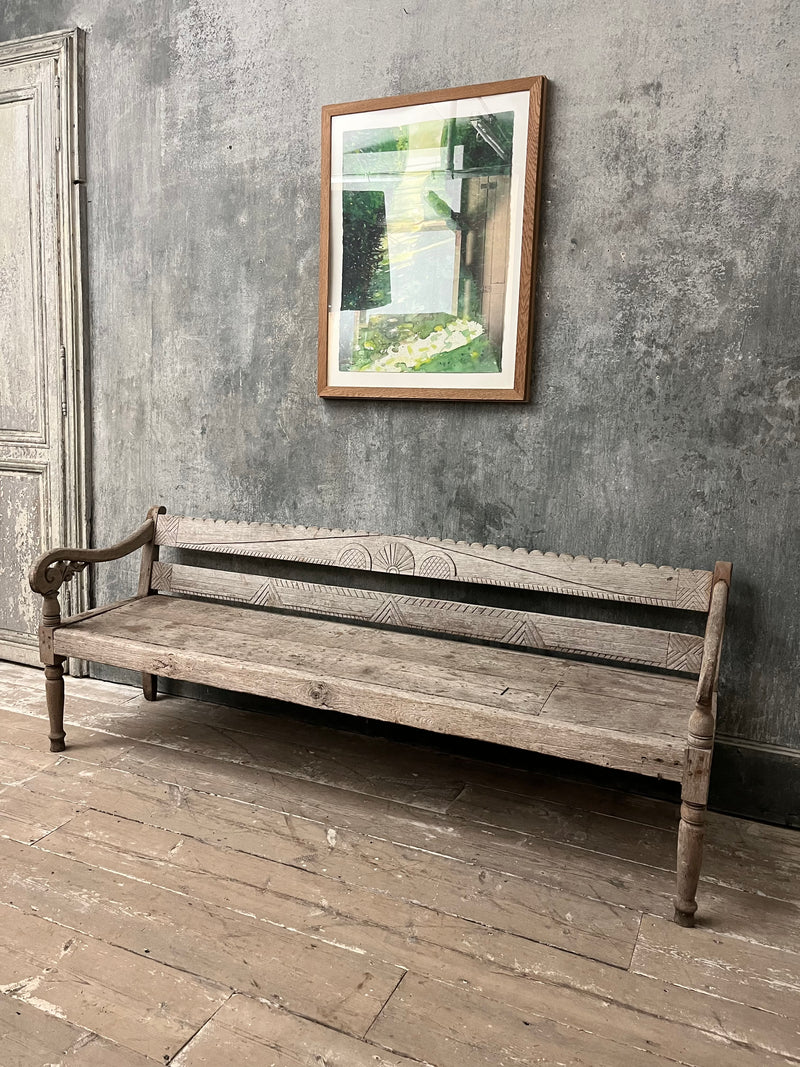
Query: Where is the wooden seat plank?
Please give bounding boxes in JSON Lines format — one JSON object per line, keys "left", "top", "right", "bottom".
{"left": 55, "top": 599, "right": 556, "bottom": 714}
{"left": 53, "top": 597, "right": 690, "bottom": 778}
{"left": 55, "top": 595, "right": 696, "bottom": 723}
{"left": 539, "top": 686, "right": 697, "bottom": 740}
{"left": 60, "top": 594, "right": 697, "bottom": 708}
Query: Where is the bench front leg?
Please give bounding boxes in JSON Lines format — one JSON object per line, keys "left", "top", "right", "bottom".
{"left": 674, "top": 705, "right": 714, "bottom": 926}
{"left": 40, "top": 588, "right": 68, "bottom": 752}
{"left": 45, "top": 658, "right": 67, "bottom": 752}
{"left": 674, "top": 565, "right": 730, "bottom": 926}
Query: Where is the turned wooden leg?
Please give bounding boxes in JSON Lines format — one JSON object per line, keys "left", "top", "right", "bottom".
{"left": 674, "top": 799, "right": 706, "bottom": 926}
{"left": 142, "top": 672, "right": 158, "bottom": 701}
{"left": 44, "top": 658, "right": 66, "bottom": 752}
{"left": 673, "top": 685, "right": 716, "bottom": 928}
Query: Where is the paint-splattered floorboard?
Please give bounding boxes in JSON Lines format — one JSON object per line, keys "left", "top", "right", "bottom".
{"left": 0, "top": 661, "right": 798, "bottom": 1066}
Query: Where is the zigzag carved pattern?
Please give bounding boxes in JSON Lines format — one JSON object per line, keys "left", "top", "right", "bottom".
{"left": 369, "top": 598, "right": 407, "bottom": 627}
{"left": 157, "top": 516, "right": 180, "bottom": 546}
{"left": 666, "top": 633, "right": 704, "bottom": 672}
{"left": 676, "top": 571, "right": 711, "bottom": 611}
{"left": 502, "top": 619, "right": 545, "bottom": 648}
{"left": 250, "top": 580, "right": 282, "bottom": 608}
{"left": 161, "top": 563, "right": 702, "bottom": 672}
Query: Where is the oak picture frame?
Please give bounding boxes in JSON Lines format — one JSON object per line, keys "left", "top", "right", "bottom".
{"left": 318, "top": 77, "right": 547, "bottom": 401}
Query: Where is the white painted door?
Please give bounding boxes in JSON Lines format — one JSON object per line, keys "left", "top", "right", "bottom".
{"left": 0, "top": 31, "right": 87, "bottom": 666}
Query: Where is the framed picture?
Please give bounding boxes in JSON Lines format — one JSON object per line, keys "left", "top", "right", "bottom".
{"left": 318, "top": 77, "right": 546, "bottom": 401}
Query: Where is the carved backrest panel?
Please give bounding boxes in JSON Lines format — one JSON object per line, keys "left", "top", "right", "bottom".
{"left": 149, "top": 561, "right": 705, "bottom": 674}
{"left": 155, "top": 515, "right": 713, "bottom": 611}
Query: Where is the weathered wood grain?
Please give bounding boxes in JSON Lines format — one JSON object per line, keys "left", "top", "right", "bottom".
{"left": 0, "top": 993, "right": 92, "bottom": 1067}
{"left": 1, "top": 694, "right": 465, "bottom": 812}
{"left": 98, "top": 743, "right": 800, "bottom": 952}
{"left": 447, "top": 781, "right": 800, "bottom": 904}
{"left": 632, "top": 915, "right": 800, "bottom": 1020}
{"left": 57, "top": 1036, "right": 156, "bottom": 1066}
{"left": 0, "top": 700, "right": 133, "bottom": 764}
{"left": 0, "top": 835, "right": 403, "bottom": 1036}
{"left": 155, "top": 513, "right": 714, "bottom": 609}
{"left": 69, "top": 594, "right": 701, "bottom": 708}
{"left": 0, "top": 741, "right": 58, "bottom": 785}
{"left": 115, "top": 686, "right": 683, "bottom": 826}
{"left": 53, "top": 596, "right": 694, "bottom": 778}
{"left": 5, "top": 737, "right": 799, "bottom": 1062}
{"left": 0, "top": 902, "right": 229, "bottom": 1062}
{"left": 3, "top": 663, "right": 691, "bottom": 822}
{"left": 0, "top": 781, "right": 82, "bottom": 843}
{"left": 0, "top": 660, "right": 42, "bottom": 685}
{"left": 30, "top": 511, "right": 728, "bottom": 926}
{"left": 448, "top": 782, "right": 681, "bottom": 867}
{"left": 152, "top": 560, "right": 704, "bottom": 670}
{"left": 44, "top": 806, "right": 642, "bottom": 968}
{"left": 0, "top": 991, "right": 154, "bottom": 1067}
{"left": 173, "top": 993, "right": 425, "bottom": 1066}
{"left": 2, "top": 665, "right": 797, "bottom": 1067}
{"left": 538, "top": 686, "right": 692, "bottom": 740}
{"left": 367, "top": 971, "right": 792, "bottom": 1067}
{"left": 59, "top": 601, "right": 555, "bottom": 713}
{"left": 46, "top": 806, "right": 800, "bottom": 1062}
{"left": 0, "top": 32, "right": 90, "bottom": 666}
{"left": 36, "top": 764, "right": 795, "bottom": 1058}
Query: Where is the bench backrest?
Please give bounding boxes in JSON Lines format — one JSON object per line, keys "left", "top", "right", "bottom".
{"left": 148, "top": 514, "right": 723, "bottom": 675}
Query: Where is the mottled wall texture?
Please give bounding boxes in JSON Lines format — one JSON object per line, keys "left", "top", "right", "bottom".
{"left": 2, "top": 2, "right": 798, "bottom": 804}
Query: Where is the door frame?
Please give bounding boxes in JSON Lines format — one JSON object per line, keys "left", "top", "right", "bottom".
{"left": 0, "top": 28, "right": 90, "bottom": 661}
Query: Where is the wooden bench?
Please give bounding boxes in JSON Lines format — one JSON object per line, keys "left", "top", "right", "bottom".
{"left": 29, "top": 505, "right": 731, "bottom": 927}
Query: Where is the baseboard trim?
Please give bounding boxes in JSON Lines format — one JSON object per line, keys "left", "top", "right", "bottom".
{"left": 711, "top": 736, "right": 800, "bottom": 828}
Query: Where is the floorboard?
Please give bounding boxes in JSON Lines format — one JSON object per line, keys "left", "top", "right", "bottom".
{"left": 0, "top": 662, "right": 798, "bottom": 1066}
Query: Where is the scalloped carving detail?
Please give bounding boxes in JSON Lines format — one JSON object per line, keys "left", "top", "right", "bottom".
{"left": 158, "top": 514, "right": 710, "bottom": 572}
{"left": 155, "top": 515, "right": 714, "bottom": 608}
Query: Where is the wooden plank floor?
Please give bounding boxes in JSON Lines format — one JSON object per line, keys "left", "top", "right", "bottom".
{"left": 0, "top": 660, "right": 798, "bottom": 1066}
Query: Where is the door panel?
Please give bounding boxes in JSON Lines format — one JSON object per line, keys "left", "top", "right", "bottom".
{"left": 0, "top": 465, "right": 48, "bottom": 644}
{"left": 0, "top": 94, "right": 46, "bottom": 441}
{"left": 0, "top": 31, "right": 86, "bottom": 667}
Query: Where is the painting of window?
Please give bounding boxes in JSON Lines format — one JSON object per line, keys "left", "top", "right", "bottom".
{"left": 318, "top": 78, "right": 546, "bottom": 400}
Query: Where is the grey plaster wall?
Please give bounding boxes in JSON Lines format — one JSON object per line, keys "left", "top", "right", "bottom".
{"left": 2, "top": 2, "right": 798, "bottom": 755}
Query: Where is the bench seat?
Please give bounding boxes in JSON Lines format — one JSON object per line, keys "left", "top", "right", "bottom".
{"left": 55, "top": 594, "right": 695, "bottom": 781}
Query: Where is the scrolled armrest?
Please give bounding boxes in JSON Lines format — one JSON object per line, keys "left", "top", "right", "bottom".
{"left": 29, "top": 518, "right": 156, "bottom": 596}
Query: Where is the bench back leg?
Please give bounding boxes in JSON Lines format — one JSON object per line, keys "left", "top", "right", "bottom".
{"left": 142, "top": 672, "right": 158, "bottom": 701}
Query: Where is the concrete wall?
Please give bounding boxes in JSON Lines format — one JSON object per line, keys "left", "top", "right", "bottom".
{"left": 2, "top": 2, "right": 798, "bottom": 791}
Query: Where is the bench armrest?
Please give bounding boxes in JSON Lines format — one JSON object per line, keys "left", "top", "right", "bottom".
{"left": 29, "top": 517, "right": 157, "bottom": 597}
{"left": 694, "top": 563, "right": 732, "bottom": 709}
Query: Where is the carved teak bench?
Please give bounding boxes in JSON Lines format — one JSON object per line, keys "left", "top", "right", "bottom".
{"left": 30, "top": 506, "right": 731, "bottom": 927}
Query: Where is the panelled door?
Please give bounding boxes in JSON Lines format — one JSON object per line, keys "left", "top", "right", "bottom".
{"left": 0, "top": 30, "right": 87, "bottom": 666}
